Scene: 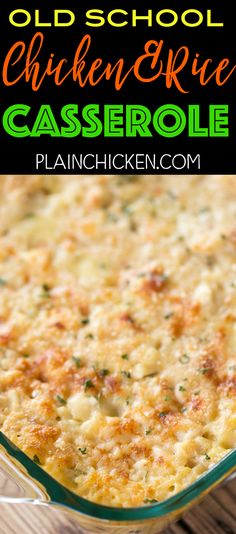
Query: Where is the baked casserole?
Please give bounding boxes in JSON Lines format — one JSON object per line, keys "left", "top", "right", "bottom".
{"left": 0, "top": 175, "right": 235, "bottom": 508}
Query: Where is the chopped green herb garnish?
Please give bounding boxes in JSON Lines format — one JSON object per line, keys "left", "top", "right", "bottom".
{"left": 122, "top": 204, "right": 132, "bottom": 215}
{"left": 81, "top": 318, "right": 90, "bottom": 325}
{"left": 143, "top": 372, "right": 158, "bottom": 378}
{"left": 121, "top": 354, "right": 129, "bottom": 360}
{"left": 86, "top": 333, "right": 94, "bottom": 340}
{"left": 137, "top": 272, "right": 146, "bottom": 278}
{"left": 42, "top": 284, "right": 51, "bottom": 293}
{"left": 204, "top": 453, "right": 211, "bottom": 461}
{"left": 194, "top": 390, "right": 201, "bottom": 396}
{"left": 99, "top": 369, "right": 109, "bottom": 377}
{"left": 41, "top": 284, "right": 51, "bottom": 299}
{"left": 72, "top": 356, "right": 81, "bottom": 368}
{"left": 33, "top": 455, "right": 41, "bottom": 465}
{"left": 22, "top": 353, "right": 30, "bottom": 358}
{"left": 159, "top": 273, "right": 168, "bottom": 284}
{"left": 56, "top": 395, "right": 67, "bottom": 405}
{"left": 0, "top": 278, "right": 6, "bottom": 287}
{"left": 198, "top": 207, "right": 210, "bottom": 214}
{"left": 84, "top": 379, "right": 94, "bottom": 390}
{"left": 179, "top": 354, "right": 190, "bottom": 364}
{"left": 164, "top": 395, "right": 171, "bottom": 402}
{"left": 145, "top": 429, "right": 152, "bottom": 435}
{"left": 197, "top": 367, "right": 212, "bottom": 375}
{"left": 79, "top": 447, "right": 87, "bottom": 455}
{"left": 164, "top": 312, "right": 173, "bottom": 320}
{"left": 121, "top": 371, "right": 131, "bottom": 379}
{"left": 159, "top": 411, "right": 168, "bottom": 419}
{"left": 179, "top": 385, "right": 186, "bottom": 392}
{"left": 144, "top": 498, "right": 158, "bottom": 504}
{"left": 107, "top": 212, "right": 118, "bottom": 223}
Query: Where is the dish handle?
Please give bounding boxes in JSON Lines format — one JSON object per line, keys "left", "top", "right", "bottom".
{"left": 0, "top": 445, "right": 48, "bottom": 504}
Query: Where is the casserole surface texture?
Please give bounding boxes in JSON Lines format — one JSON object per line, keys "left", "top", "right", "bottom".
{"left": 0, "top": 175, "right": 235, "bottom": 507}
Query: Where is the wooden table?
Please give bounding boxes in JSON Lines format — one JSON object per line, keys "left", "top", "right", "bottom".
{"left": 0, "top": 474, "right": 235, "bottom": 534}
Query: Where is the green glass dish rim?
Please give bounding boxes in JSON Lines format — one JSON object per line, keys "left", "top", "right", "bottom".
{"left": 0, "top": 431, "right": 235, "bottom": 522}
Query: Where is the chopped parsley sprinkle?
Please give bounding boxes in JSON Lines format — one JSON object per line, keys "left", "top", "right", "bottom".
{"left": 159, "top": 273, "right": 168, "bottom": 284}
{"left": 137, "top": 272, "right": 146, "bottom": 278}
{"left": 86, "top": 333, "right": 94, "bottom": 339}
{"left": 204, "top": 453, "right": 211, "bottom": 461}
{"left": 56, "top": 395, "right": 67, "bottom": 405}
{"left": 121, "top": 371, "right": 131, "bottom": 379}
{"left": 197, "top": 367, "right": 212, "bottom": 375}
{"left": 72, "top": 356, "right": 81, "bottom": 368}
{"left": 42, "top": 284, "right": 51, "bottom": 293}
{"left": 79, "top": 447, "right": 87, "bottom": 455}
{"left": 143, "top": 372, "right": 158, "bottom": 378}
{"left": 107, "top": 212, "right": 119, "bottom": 223}
{"left": 144, "top": 498, "right": 158, "bottom": 504}
{"left": 194, "top": 390, "right": 201, "bottom": 396}
{"left": 198, "top": 207, "right": 210, "bottom": 214}
{"left": 99, "top": 369, "right": 109, "bottom": 377}
{"left": 122, "top": 204, "right": 132, "bottom": 215}
{"left": 164, "top": 312, "right": 173, "bottom": 320}
{"left": 145, "top": 429, "right": 152, "bottom": 435}
{"left": 164, "top": 396, "right": 171, "bottom": 402}
{"left": 159, "top": 411, "right": 168, "bottom": 419}
{"left": 81, "top": 318, "right": 90, "bottom": 325}
{"left": 0, "top": 278, "right": 7, "bottom": 287}
{"left": 33, "top": 455, "right": 41, "bottom": 465}
{"left": 22, "top": 353, "right": 30, "bottom": 358}
{"left": 179, "top": 385, "right": 186, "bottom": 392}
{"left": 121, "top": 354, "right": 129, "bottom": 360}
{"left": 84, "top": 379, "right": 94, "bottom": 390}
{"left": 179, "top": 354, "right": 190, "bottom": 364}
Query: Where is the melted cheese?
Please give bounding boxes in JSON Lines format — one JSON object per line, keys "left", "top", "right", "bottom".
{"left": 0, "top": 175, "right": 235, "bottom": 507}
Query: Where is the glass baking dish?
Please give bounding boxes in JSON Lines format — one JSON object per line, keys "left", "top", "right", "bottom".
{"left": 0, "top": 432, "right": 235, "bottom": 533}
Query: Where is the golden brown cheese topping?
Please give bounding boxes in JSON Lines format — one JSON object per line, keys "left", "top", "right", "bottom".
{"left": 0, "top": 175, "right": 235, "bottom": 507}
